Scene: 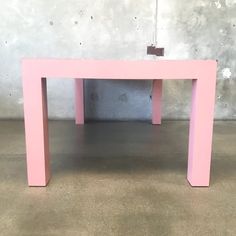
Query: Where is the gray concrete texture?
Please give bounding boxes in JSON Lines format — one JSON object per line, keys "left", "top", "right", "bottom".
{"left": 0, "top": 120, "right": 236, "bottom": 235}
{"left": 0, "top": 0, "right": 236, "bottom": 120}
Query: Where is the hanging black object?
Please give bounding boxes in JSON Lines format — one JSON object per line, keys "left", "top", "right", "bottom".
{"left": 147, "top": 45, "right": 164, "bottom": 56}
{"left": 147, "top": 0, "right": 164, "bottom": 57}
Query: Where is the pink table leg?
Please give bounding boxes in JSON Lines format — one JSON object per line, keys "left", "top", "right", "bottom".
{"left": 22, "top": 75, "right": 50, "bottom": 186}
{"left": 75, "top": 79, "right": 84, "bottom": 125}
{"left": 187, "top": 70, "right": 216, "bottom": 186}
{"left": 152, "top": 79, "right": 163, "bottom": 125}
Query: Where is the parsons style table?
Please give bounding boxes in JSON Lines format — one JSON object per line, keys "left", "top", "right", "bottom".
{"left": 22, "top": 59, "right": 217, "bottom": 187}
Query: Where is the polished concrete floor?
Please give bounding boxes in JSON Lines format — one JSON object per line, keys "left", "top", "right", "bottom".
{"left": 0, "top": 120, "right": 235, "bottom": 236}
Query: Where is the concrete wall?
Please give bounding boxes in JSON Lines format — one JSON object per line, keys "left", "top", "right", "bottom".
{"left": 0, "top": 0, "right": 235, "bottom": 120}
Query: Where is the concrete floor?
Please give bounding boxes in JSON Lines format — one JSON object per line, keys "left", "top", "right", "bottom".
{"left": 0, "top": 120, "right": 235, "bottom": 236}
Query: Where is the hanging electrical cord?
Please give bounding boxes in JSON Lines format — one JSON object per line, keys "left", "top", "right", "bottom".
{"left": 154, "top": 0, "right": 158, "bottom": 46}
{"left": 147, "top": 0, "right": 164, "bottom": 56}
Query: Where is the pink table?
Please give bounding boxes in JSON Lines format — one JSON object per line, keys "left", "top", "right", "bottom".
{"left": 22, "top": 59, "right": 217, "bottom": 187}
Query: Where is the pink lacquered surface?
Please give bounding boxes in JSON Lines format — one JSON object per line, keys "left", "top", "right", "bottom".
{"left": 22, "top": 59, "right": 217, "bottom": 186}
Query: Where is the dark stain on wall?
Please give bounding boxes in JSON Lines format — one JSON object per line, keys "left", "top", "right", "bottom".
{"left": 90, "top": 92, "right": 99, "bottom": 102}
{"left": 118, "top": 93, "right": 128, "bottom": 103}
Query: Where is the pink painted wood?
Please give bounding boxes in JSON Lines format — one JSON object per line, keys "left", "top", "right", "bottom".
{"left": 22, "top": 59, "right": 217, "bottom": 187}
{"left": 152, "top": 79, "right": 162, "bottom": 125}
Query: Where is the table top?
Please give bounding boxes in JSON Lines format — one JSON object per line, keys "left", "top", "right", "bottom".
{"left": 22, "top": 59, "right": 217, "bottom": 80}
